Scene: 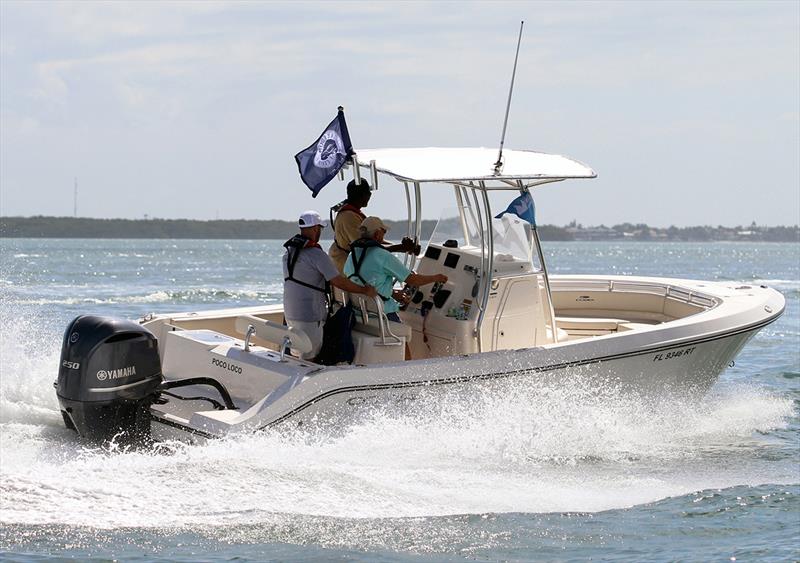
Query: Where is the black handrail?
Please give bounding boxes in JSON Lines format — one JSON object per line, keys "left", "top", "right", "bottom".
{"left": 159, "top": 377, "right": 237, "bottom": 410}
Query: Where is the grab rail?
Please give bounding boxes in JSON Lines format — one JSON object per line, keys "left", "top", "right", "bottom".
{"left": 353, "top": 295, "right": 404, "bottom": 346}
{"left": 550, "top": 279, "right": 719, "bottom": 310}
{"left": 233, "top": 315, "right": 313, "bottom": 358}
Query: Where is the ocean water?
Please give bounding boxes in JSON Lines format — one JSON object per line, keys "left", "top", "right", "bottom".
{"left": 0, "top": 239, "right": 797, "bottom": 562}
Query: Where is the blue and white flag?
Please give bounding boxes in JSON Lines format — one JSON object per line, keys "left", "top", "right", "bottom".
{"left": 495, "top": 192, "right": 536, "bottom": 226}
{"left": 294, "top": 108, "right": 353, "bottom": 198}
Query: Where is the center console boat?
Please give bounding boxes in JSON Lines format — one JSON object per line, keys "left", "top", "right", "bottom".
{"left": 54, "top": 147, "right": 785, "bottom": 443}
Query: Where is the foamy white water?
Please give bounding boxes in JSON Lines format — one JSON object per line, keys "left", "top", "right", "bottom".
{"left": 0, "top": 321, "right": 794, "bottom": 527}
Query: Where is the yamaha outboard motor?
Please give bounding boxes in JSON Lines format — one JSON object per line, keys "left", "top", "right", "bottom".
{"left": 55, "top": 315, "right": 163, "bottom": 444}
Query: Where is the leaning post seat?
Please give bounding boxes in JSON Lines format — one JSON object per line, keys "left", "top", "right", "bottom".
{"left": 339, "top": 293, "right": 408, "bottom": 364}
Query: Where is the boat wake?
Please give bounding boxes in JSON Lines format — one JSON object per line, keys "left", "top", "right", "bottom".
{"left": 0, "top": 311, "right": 794, "bottom": 527}
{"left": 9, "top": 286, "right": 283, "bottom": 307}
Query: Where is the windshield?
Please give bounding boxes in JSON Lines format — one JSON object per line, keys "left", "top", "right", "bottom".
{"left": 428, "top": 205, "right": 481, "bottom": 249}
{"left": 491, "top": 214, "right": 540, "bottom": 268}
{"left": 424, "top": 189, "right": 543, "bottom": 273}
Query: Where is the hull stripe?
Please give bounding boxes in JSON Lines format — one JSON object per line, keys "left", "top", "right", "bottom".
{"left": 151, "top": 414, "right": 216, "bottom": 439}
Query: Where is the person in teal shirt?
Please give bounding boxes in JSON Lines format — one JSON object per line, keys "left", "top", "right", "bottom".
{"left": 344, "top": 216, "right": 447, "bottom": 321}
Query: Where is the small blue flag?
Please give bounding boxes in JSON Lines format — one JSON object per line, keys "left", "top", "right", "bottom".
{"left": 495, "top": 192, "right": 536, "bottom": 226}
{"left": 294, "top": 108, "right": 353, "bottom": 198}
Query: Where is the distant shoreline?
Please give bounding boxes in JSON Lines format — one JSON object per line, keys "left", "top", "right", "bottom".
{"left": 1, "top": 216, "right": 798, "bottom": 242}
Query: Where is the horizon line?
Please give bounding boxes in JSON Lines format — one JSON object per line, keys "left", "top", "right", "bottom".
{"left": 2, "top": 215, "right": 798, "bottom": 230}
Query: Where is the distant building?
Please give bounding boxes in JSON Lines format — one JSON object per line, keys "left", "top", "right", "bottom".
{"left": 566, "top": 225, "right": 623, "bottom": 241}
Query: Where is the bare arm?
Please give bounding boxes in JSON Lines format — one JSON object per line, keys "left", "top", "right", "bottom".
{"left": 330, "top": 275, "right": 378, "bottom": 298}
{"left": 404, "top": 272, "right": 447, "bottom": 287}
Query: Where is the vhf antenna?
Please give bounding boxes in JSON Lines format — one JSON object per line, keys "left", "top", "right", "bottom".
{"left": 494, "top": 21, "right": 524, "bottom": 175}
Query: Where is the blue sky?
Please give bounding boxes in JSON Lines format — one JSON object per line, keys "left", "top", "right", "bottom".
{"left": 1, "top": 1, "right": 798, "bottom": 226}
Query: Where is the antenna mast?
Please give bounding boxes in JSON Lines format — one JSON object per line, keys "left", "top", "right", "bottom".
{"left": 494, "top": 21, "right": 524, "bottom": 175}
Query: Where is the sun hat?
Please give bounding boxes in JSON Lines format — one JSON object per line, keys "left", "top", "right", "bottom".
{"left": 359, "top": 216, "right": 389, "bottom": 237}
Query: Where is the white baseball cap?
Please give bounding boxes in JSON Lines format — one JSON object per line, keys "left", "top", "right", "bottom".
{"left": 298, "top": 210, "right": 327, "bottom": 228}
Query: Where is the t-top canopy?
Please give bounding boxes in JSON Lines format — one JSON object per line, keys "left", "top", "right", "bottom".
{"left": 354, "top": 147, "right": 596, "bottom": 188}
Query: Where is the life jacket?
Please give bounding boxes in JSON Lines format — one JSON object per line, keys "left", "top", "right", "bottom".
{"left": 348, "top": 238, "right": 389, "bottom": 301}
{"left": 331, "top": 202, "right": 366, "bottom": 253}
{"left": 283, "top": 234, "right": 330, "bottom": 296}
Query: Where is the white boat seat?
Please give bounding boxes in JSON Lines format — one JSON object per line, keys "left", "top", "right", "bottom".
{"left": 329, "top": 293, "right": 406, "bottom": 364}
{"left": 234, "top": 314, "right": 312, "bottom": 355}
{"left": 353, "top": 317, "right": 412, "bottom": 340}
{"left": 555, "top": 316, "right": 625, "bottom": 331}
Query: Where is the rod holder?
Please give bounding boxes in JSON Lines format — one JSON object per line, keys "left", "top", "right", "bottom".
{"left": 352, "top": 154, "right": 361, "bottom": 183}
{"left": 244, "top": 324, "right": 256, "bottom": 352}
{"left": 280, "top": 336, "right": 292, "bottom": 362}
{"left": 370, "top": 160, "right": 378, "bottom": 191}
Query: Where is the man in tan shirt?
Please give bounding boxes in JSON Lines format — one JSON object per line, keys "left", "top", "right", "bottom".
{"left": 328, "top": 179, "right": 371, "bottom": 272}
{"left": 328, "top": 179, "right": 420, "bottom": 273}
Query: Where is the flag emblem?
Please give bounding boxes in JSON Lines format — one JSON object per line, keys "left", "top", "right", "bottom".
{"left": 314, "top": 130, "right": 346, "bottom": 169}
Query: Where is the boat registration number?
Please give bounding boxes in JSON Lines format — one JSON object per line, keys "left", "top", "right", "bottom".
{"left": 652, "top": 346, "right": 695, "bottom": 362}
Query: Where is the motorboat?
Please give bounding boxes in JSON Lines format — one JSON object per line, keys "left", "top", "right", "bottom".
{"left": 54, "top": 147, "right": 786, "bottom": 443}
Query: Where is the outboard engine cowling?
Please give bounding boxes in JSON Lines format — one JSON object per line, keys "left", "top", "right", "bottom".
{"left": 55, "top": 315, "right": 163, "bottom": 444}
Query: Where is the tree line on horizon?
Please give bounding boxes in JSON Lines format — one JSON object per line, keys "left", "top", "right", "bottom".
{"left": 0, "top": 216, "right": 797, "bottom": 242}
{"left": 0, "top": 216, "right": 571, "bottom": 241}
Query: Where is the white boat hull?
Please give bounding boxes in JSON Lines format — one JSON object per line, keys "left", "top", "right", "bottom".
{"left": 143, "top": 275, "right": 783, "bottom": 442}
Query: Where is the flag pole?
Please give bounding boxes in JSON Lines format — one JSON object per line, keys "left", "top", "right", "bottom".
{"left": 338, "top": 105, "right": 346, "bottom": 181}
{"left": 338, "top": 105, "right": 361, "bottom": 184}
{"left": 494, "top": 21, "right": 524, "bottom": 175}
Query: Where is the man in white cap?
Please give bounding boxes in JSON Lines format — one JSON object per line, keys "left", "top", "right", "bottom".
{"left": 344, "top": 216, "right": 447, "bottom": 324}
{"left": 283, "top": 210, "right": 377, "bottom": 360}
